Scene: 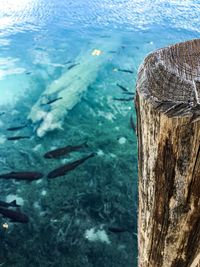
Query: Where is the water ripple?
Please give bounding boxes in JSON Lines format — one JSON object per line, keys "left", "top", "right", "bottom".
{"left": 0, "top": 0, "right": 200, "bottom": 36}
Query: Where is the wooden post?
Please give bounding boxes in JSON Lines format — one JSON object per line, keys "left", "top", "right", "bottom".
{"left": 135, "top": 39, "right": 200, "bottom": 267}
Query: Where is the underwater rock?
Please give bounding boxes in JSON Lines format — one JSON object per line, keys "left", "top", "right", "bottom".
{"left": 84, "top": 227, "right": 111, "bottom": 244}
{"left": 0, "top": 135, "right": 6, "bottom": 144}
{"left": 118, "top": 137, "right": 126, "bottom": 144}
{"left": 6, "top": 195, "right": 24, "bottom": 206}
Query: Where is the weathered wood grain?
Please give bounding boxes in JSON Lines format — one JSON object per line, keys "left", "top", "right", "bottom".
{"left": 136, "top": 39, "right": 200, "bottom": 267}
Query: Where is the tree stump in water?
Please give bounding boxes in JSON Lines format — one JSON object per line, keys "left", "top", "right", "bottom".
{"left": 135, "top": 39, "right": 200, "bottom": 267}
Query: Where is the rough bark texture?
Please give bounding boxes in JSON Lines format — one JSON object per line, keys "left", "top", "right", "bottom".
{"left": 136, "top": 39, "right": 200, "bottom": 267}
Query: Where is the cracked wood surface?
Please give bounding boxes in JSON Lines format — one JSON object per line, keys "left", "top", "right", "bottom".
{"left": 136, "top": 39, "right": 200, "bottom": 267}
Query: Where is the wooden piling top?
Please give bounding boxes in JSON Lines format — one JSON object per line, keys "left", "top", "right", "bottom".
{"left": 136, "top": 39, "right": 200, "bottom": 267}
{"left": 137, "top": 39, "right": 200, "bottom": 120}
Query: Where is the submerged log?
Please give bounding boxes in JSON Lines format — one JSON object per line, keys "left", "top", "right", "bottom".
{"left": 135, "top": 39, "right": 200, "bottom": 267}
{"left": 28, "top": 36, "right": 121, "bottom": 137}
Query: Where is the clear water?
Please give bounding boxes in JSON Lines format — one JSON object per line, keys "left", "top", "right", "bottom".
{"left": 0, "top": 1, "right": 199, "bottom": 266}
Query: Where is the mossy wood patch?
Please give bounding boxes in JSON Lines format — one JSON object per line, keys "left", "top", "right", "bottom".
{"left": 136, "top": 39, "right": 200, "bottom": 267}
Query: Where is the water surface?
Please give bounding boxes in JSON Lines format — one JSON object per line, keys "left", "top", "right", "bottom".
{"left": 0, "top": 1, "right": 199, "bottom": 266}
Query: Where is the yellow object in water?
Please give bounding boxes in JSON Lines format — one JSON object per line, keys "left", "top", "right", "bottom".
{"left": 2, "top": 223, "right": 8, "bottom": 229}
{"left": 91, "top": 49, "right": 102, "bottom": 56}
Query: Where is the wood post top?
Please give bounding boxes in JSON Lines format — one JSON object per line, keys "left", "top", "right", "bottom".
{"left": 136, "top": 39, "right": 200, "bottom": 119}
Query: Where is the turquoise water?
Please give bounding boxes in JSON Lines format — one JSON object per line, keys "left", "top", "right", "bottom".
{"left": 0, "top": 1, "right": 199, "bottom": 266}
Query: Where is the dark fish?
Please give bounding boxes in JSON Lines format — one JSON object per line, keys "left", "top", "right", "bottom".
{"left": 35, "top": 47, "right": 44, "bottom": 51}
{"left": 47, "top": 153, "right": 95, "bottom": 179}
{"left": 116, "top": 83, "right": 129, "bottom": 92}
{"left": 109, "top": 50, "right": 117, "bottom": 54}
{"left": 25, "top": 72, "right": 32, "bottom": 75}
{"left": 123, "top": 91, "right": 135, "bottom": 95}
{"left": 7, "top": 124, "right": 28, "bottom": 131}
{"left": 44, "top": 141, "right": 89, "bottom": 159}
{"left": 7, "top": 136, "right": 30, "bottom": 141}
{"left": 130, "top": 114, "right": 136, "bottom": 133}
{"left": 113, "top": 97, "right": 134, "bottom": 102}
{"left": 0, "top": 200, "right": 20, "bottom": 208}
{"left": 46, "top": 97, "right": 63, "bottom": 105}
{"left": 65, "top": 60, "right": 72, "bottom": 64}
{"left": 108, "top": 226, "right": 128, "bottom": 233}
{"left": 0, "top": 207, "right": 29, "bottom": 223}
{"left": 0, "top": 112, "right": 5, "bottom": 116}
{"left": 118, "top": 69, "right": 134, "bottom": 74}
{"left": 0, "top": 171, "right": 43, "bottom": 181}
{"left": 100, "top": 35, "right": 110, "bottom": 38}
{"left": 67, "top": 63, "right": 80, "bottom": 70}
